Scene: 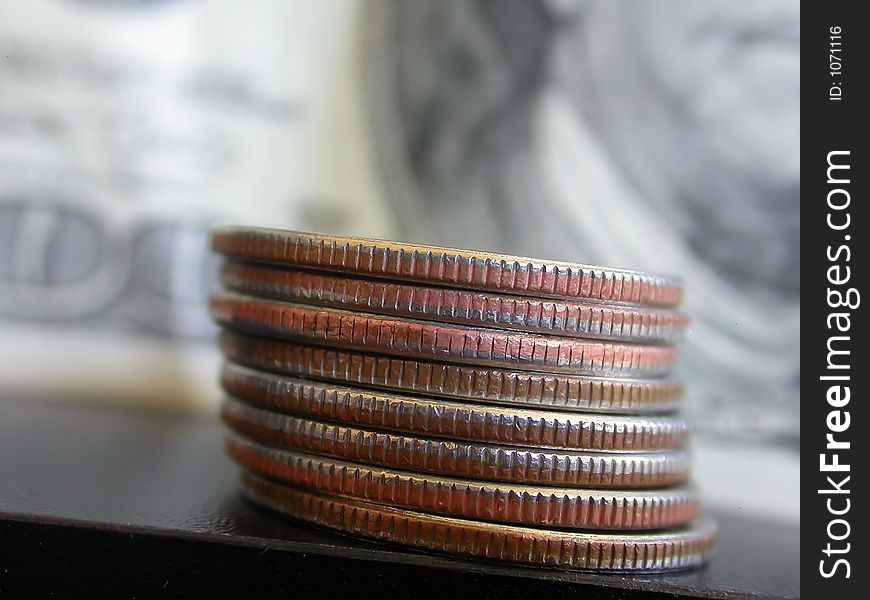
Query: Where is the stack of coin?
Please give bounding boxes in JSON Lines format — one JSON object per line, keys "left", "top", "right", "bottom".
{"left": 210, "top": 227, "right": 716, "bottom": 571}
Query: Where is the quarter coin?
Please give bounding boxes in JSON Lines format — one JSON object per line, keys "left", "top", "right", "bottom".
{"left": 222, "top": 398, "right": 691, "bottom": 489}
{"left": 221, "top": 362, "right": 690, "bottom": 451}
{"left": 219, "top": 331, "right": 684, "bottom": 414}
{"left": 210, "top": 292, "right": 676, "bottom": 377}
{"left": 220, "top": 261, "right": 688, "bottom": 343}
{"left": 211, "top": 227, "right": 682, "bottom": 307}
{"left": 240, "top": 472, "right": 716, "bottom": 571}
{"left": 228, "top": 434, "right": 699, "bottom": 529}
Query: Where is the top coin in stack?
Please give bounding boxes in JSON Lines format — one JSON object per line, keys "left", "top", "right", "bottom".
{"left": 211, "top": 227, "right": 683, "bottom": 307}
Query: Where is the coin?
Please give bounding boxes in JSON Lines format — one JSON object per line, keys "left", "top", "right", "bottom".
{"left": 219, "top": 331, "right": 684, "bottom": 414}
{"left": 220, "top": 261, "right": 689, "bottom": 343}
{"left": 221, "top": 363, "right": 690, "bottom": 451}
{"left": 210, "top": 292, "right": 676, "bottom": 376}
{"left": 222, "top": 398, "right": 690, "bottom": 488}
{"left": 240, "top": 472, "right": 715, "bottom": 571}
{"left": 210, "top": 227, "right": 682, "bottom": 307}
{"left": 227, "top": 434, "right": 699, "bottom": 529}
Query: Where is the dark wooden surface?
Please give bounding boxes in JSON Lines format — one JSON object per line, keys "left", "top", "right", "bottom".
{"left": 0, "top": 399, "right": 799, "bottom": 599}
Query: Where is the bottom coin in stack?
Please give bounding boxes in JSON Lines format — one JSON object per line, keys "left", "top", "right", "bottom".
{"left": 227, "top": 433, "right": 699, "bottom": 530}
{"left": 240, "top": 471, "right": 716, "bottom": 572}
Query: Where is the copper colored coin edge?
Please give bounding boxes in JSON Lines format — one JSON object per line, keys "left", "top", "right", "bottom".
{"left": 221, "top": 398, "right": 691, "bottom": 489}
{"left": 220, "top": 362, "right": 691, "bottom": 451}
{"left": 210, "top": 292, "right": 677, "bottom": 377}
{"left": 210, "top": 227, "right": 683, "bottom": 307}
{"left": 218, "top": 331, "right": 684, "bottom": 413}
{"left": 240, "top": 471, "right": 715, "bottom": 571}
{"left": 220, "top": 261, "right": 688, "bottom": 343}
{"left": 226, "top": 433, "right": 699, "bottom": 530}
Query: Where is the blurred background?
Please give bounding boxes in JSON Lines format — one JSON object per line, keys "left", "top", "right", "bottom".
{"left": 0, "top": 1, "right": 799, "bottom": 521}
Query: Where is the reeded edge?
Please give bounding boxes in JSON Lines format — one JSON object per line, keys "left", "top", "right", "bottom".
{"left": 218, "top": 330, "right": 685, "bottom": 414}
{"left": 220, "top": 362, "right": 691, "bottom": 451}
{"left": 240, "top": 471, "right": 716, "bottom": 572}
{"left": 227, "top": 433, "right": 700, "bottom": 530}
{"left": 219, "top": 260, "right": 689, "bottom": 344}
{"left": 210, "top": 291, "right": 677, "bottom": 377}
{"left": 210, "top": 226, "right": 683, "bottom": 307}
{"left": 221, "top": 398, "right": 692, "bottom": 489}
